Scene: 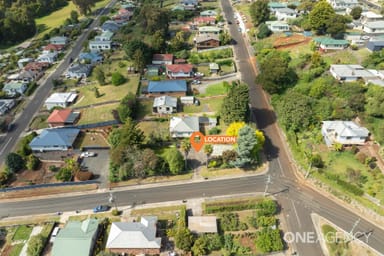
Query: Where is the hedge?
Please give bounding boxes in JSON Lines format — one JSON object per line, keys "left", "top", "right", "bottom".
{"left": 204, "top": 198, "right": 263, "bottom": 214}
{"left": 324, "top": 172, "right": 364, "bottom": 196}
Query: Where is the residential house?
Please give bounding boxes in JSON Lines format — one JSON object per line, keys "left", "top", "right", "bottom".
{"left": 2, "top": 81, "right": 28, "bottom": 96}
{"left": 363, "top": 21, "right": 384, "bottom": 34}
{"left": 17, "top": 57, "right": 34, "bottom": 69}
{"left": 266, "top": 21, "right": 290, "bottom": 32}
{"left": 198, "top": 26, "right": 222, "bottom": 35}
{"left": 188, "top": 216, "right": 218, "bottom": 233}
{"left": 45, "top": 92, "right": 78, "bottom": 110}
{"left": 147, "top": 80, "right": 187, "bottom": 97}
{"left": 153, "top": 95, "right": 177, "bottom": 114}
{"left": 7, "top": 70, "right": 41, "bottom": 83}
{"left": 198, "top": 116, "right": 217, "bottom": 131}
{"left": 79, "top": 52, "right": 103, "bottom": 64}
{"left": 152, "top": 54, "right": 174, "bottom": 65}
{"left": 170, "top": 116, "right": 199, "bottom": 138}
{"left": 200, "top": 10, "right": 218, "bottom": 17}
{"left": 106, "top": 217, "right": 161, "bottom": 255}
{"left": 36, "top": 52, "right": 57, "bottom": 64}
{"left": 360, "top": 11, "right": 383, "bottom": 25}
{"left": 43, "top": 44, "right": 65, "bottom": 53}
{"left": 313, "top": 37, "right": 349, "bottom": 51}
{"left": 209, "top": 63, "right": 220, "bottom": 74}
{"left": 29, "top": 128, "right": 81, "bottom": 151}
{"left": 180, "top": 0, "right": 198, "bottom": 10}
{"left": 327, "top": 0, "right": 359, "bottom": 11}
{"left": 344, "top": 32, "right": 365, "bottom": 46}
{"left": 89, "top": 40, "right": 112, "bottom": 52}
{"left": 166, "top": 64, "right": 194, "bottom": 79}
{"left": 193, "top": 16, "right": 216, "bottom": 25}
{"left": 329, "top": 64, "right": 377, "bottom": 82}
{"left": 95, "top": 31, "right": 114, "bottom": 41}
{"left": 113, "top": 8, "right": 133, "bottom": 23}
{"left": 275, "top": 8, "right": 297, "bottom": 21}
{"left": 101, "top": 20, "right": 120, "bottom": 32}
{"left": 268, "top": 2, "right": 287, "bottom": 14}
{"left": 50, "top": 36, "right": 68, "bottom": 45}
{"left": 121, "top": 2, "right": 136, "bottom": 11}
{"left": 0, "top": 99, "right": 15, "bottom": 115}
{"left": 52, "top": 218, "right": 99, "bottom": 256}
{"left": 47, "top": 109, "right": 80, "bottom": 127}
{"left": 146, "top": 65, "right": 161, "bottom": 77}
{"left": 321, "top": 121, "right": 369, "bottom": 146}
{"left": 24, "top": 62, "right": 49, "bottom": 73}
{"left": 195, "top": 34, "right": 220, "bottom": 49}
{"left": 367, "top": 41, "right": 384, "bottom": 51}
{"left": 67, "top": 64, "right": 92, "bottom": 78}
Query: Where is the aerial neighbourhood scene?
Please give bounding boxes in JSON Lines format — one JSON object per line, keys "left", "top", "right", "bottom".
{"left": 1, "top": 0, "right": 384, "bottom": 255}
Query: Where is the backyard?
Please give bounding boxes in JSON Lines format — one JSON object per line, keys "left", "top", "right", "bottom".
{"left": 77, "top": 103, "right": 119, "bottom": 125}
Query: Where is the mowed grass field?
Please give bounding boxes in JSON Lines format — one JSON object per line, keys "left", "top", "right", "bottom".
{"left": 77, "top": 103, "right": 119, "bottom": 125}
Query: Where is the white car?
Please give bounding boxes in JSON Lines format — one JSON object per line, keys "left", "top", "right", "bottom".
{"left": 192, "top": 80, "right": 201, "bottom": 84}
{"left": 81, "top": 152, "right": 96, "bottom": 158}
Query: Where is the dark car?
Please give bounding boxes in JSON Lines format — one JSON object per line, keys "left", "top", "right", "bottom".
{"left": 227, "top": 20, "right": 232, "bottom": 24}
{"left": 93, "top": 205, "right": 110, "bottom": 213}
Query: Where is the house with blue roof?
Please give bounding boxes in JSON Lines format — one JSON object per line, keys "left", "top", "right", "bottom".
{"left": 79, "top": 52, "right": 103, "bottom": 64}
{"left": 101, "top": 21, "right": 120, "bottom": 32}
{"left": 29, "top": 128, "right": 80, "bottom": 152}
{"left": 147, "top": 80, "right": 187, "bottom": 97}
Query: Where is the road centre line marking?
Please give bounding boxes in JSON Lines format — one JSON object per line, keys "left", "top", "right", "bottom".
{"left": 291, "top": 199, "right": 302, "bottom": 228}
{"left": 277, "top": 158, "right": 286, "bottom": 177}
{"left": 0, "top": 137, "right": 12, "bottom": 155}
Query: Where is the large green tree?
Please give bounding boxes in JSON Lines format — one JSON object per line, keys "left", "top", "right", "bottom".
{"left": 72, "top": 0, "right": 95, "bottom": 15}
{"left": 365, "top": 85, "right": 384, "bottom": 118}
{"left": 117, "top": 93, "right": 137, "bottom": 122}
{"left": 325, "top": 14, "right": 347, "bottom": 38}
{"left": 309, "top": 0, "right": 335, "bottom": 34}
{"left": 220, "top": 83, "right": 249, "bottom": 124}
{"left": 350, "top": 6, "right": 362, "bottom": 20}
{"left": 233, "top": 125, "right": 258, "bottom": 167}
{"left": 249, "top": 0, "right": 270, "bottom": 26}
{"left": 5, "top": 153, "right": 24, "bottom": 173}
{"left": 164, "top": 147, "right": 184, "bottom": 174}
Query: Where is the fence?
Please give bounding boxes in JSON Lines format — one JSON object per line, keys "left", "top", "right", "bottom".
{"left": 68, "top": 120, "right": 120, "bottom": 129}
{"left": 0, "top": 180, "right": 98, "bottom": 193}
{"left": 72, "top": 100, "right": 120, "bottom": 110}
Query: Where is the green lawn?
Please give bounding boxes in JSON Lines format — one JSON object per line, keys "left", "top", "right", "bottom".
{"left": 12, "top": 225, "right": 33, "bottom": 241}
{"left": 29, "top": 114, "right": 49, "bottom": 130}
{"left": 77, "top": 103, "right": 118, "bottom": 125}
{"left": 138, "top": 120, "right": 169, "bottom": 140}
{"left": 183, "top": 96, "right": 224, "bottom": 114}
{"left": 131, "top": 205, "right": 185, "bottom": 220}
{"left": 9, "top": 244, "right": 24, "bottom": 256}
{"left": 201, "top": 82, "right": 229, "bottom": 97}
{"left": 322, "top": 48, "right": 371, "bottom": 65}
{"left": 73, "top": 75, "right": 139, "bottom": 107}
{"left": 136, "top": 99, "right": 154, "bottom": 120}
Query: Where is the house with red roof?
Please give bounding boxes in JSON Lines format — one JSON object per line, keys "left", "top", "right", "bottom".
{"left": 166, "top": 64, "right": 194, "bottom": 79}
{"left": 43, "top": 44, "right": 65, "bottom": 53}
{"left": 193, "top": 17, "right": 216, "bottom": 25}
{"left": 24, "top": 62, "right": 50, "bottom": 72}
{"left": 152, "top": 54, "right": 174, "bottom": 65}
{"left": 47, "top": 109, "right": 80, "bottom": 127}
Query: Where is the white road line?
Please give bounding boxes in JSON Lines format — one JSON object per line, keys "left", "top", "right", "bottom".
{"left": 291, "top": 199, "right": 302, "bottom": 228}
{"left": 277, "top": 158, "right": 286, "bottom": 177}
{"left": 0, "top": 137, "right": 13, "bottom": 155}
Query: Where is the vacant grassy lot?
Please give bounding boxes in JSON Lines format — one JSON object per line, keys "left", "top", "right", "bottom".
{"left": 73, "top": 75, "right": 139, "bottom": 107}
{"left": 29, "top": 114, "right": 49, "bottom": 130}
{"left": 136, "top": 99, "right": 154, "bottom": 120}
{"left": 138, "top": 120, "right": 169, "bottom": 139}
{"left": 76, "top": 131, "right": 110, "bottom": 148}
{"left": 131, "top": 205, "right": 185, "bottom": 220}
{"left": 201, "top": 82, "right": 229, "bottom": 97}
{"left": 12, "top": 225, "right": 33, "bottom": 241}
{"left": 183, "top": 96, "right": 224, "bottom": 114}
{"left": 77, "top": 103, "right": 118, "bottom": 125}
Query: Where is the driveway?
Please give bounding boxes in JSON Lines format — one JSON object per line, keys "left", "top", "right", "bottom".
{"left": 80, "top": 149, "right": 110, "bottom": 188}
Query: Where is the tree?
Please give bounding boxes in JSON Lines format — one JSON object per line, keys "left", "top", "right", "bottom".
{"left": 175, "top": 228, "right": 194, "bottom": 251}
{"left": 5, "top": 153, "right": 24, "bottom": 173}
{"left": 309, "top": 0, "right": 335, "bottom": 34}
{"left": 26, "top": 154, "right": 40, "bottom": 170}
{"left": 256, "top": 228, "right": 284, "bottom": 253}
{"left": 151, "top": 30, "right": 166, "bottom": 52}
{"left": 191, "top": 236, "right": 207, "bottom": 256}
{"left": 275, "top": 90, "right": 313, "bottom": 132}
{"left": 256, "top": 50, "right": 297, "bottom": 94}
{"left": 124, "top": 40, "right": 152, "bottom": 63}
{"left": 94, "top": 87, "right": 101, "bottom": 98}
{"left": 325, "top": 14, "right": 347, "bottom": 38}
{"left": 350, "top": 6, "right": 362, "bottom": 20}
{"left": 27, "top": 234, "right": 46, "bottom": 256}
{"left": 94, "top": 66, "right": 106, "bottom": 85}
{"left": 365, "top": 85, "right": 384, "bottom": 118}
{"left": 0, "top": 170, "right": 10, "bottom": 185}
{"left": 72, "top": 0, "right": 95, "bottom": 15}
{"left": 111, "top": 72, "right": 126, "bottom": 86}
{"left": 203, "top": 144, "right": 213, "bottom": 167}
{"left": 164, "top": 147, "right": 184, "bottom": 174}
{"left": 70, "top": 10, "right": 79, "bottom": 24}
{"left": 220, "top": 83, "right": 249, "bottom": 124}
{"left": 117, "top": 93, "right": 137, "bottom": 122}
{"left": 219, "top": 31, "right": 232, "bottom": 45}
{"left": 139, "top": 4, "right": 169, "bottom": 34}
{"left": 256, "top": 199, "right": 277, "bottom": 216}
{"left": 109, "top": 118, "right": 145, "bottom": 149}
{"left": 170, "top": 31, "right": 186, "bottom": 52}
{"left": 132, "top": 49, "right": 146, "bottom": 73}
{"left": 180, "top": 139, "right": 191, "bottom": 171}
{"left": 232, "top": 125, "right": 258, "bottom": 167}
{"left": 257, "top": 23, "right": 272, "bottom": 39}
{"left": 249, "top": 0, "right": 270, "bottom": 26}
{"left": 226, "top": 122, "right": 246, "bottom": 136}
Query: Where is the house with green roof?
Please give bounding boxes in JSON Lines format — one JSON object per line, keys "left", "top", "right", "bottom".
{"left": 313, "top": 37, "right": 349, "bottom": 51}
{"left": 52, "top": 218, "right": 99, "bottom": 256}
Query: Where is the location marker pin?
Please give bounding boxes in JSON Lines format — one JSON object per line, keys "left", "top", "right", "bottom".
{"left": 190, "top": 131, "right": 205, "bottom": 152}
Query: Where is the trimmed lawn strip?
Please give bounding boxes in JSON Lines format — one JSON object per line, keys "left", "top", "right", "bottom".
{"left": 200, "top": 163, "right": 266, "bottom": 178}
{"left": 131, "top": 205, "right": 185, "bottom": 220}
{"left": 29, "top": 114, "right": 49, "bottom": 130}
{"left": 0, "top": 217, "right": 60, "bottom": 227}
{"left": 12, "top": 225, "right": 33, "bottom": 241}
{"left": 138, "top": 120, "right": 169, "bottom": 139}
{"left": 68, "top": 213, "right": 120, "bottom": 222}
{"left": 77, "top": 103, "right": 119, "bottom": 125}
{"left": 9, "top": 243, "right": 24, "bottom": 256}
{"left": 203, "top": 196, "right": 264, "bottom": 214}
{"left": 110, "top": 173, "right": 193, "bottom": 188}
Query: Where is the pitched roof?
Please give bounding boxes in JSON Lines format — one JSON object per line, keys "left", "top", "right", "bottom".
{"left": 322, "top": 121, "right": 369, "bottom": 137}
{"left": 106, "top": 217, "right": 161, "bottom": 249}
{"left": 148, "top": 80, "right": 187, "bottom": 93}
{"left": 314, "top": 37, "right": 349, "bottom": 45}
{"left": 195, "top": 33, "right": 220, "bottom": 43}
{"left": 47, "top": 109, "right": 73, "bottom": 123}
{"left": 52, "top": 218, "right": 99, "bottom": 256}
{"left": 198, "top": 26, "right": 221, "bottom": 33}
{"left": 29, "top": 128, "right": 80, "bottom": 148}
{"left": 45, "top": 92, "right": 78, "bottom": 104}
{"left": 166, "top": 64, "right": 193, "bottom": 73}
{"left": 79, "top": 52, "right": 103, "bottom": 62}
{"left": 153, "top": 95, "right": 178, "bottom": 108}
{"left": 44, "top": 44, "right": 65, "bottom": 52}
{"left": 365, "top": 21, "right": 384, "bottom": 29}
{"left": 170, "top": 116, "right": 199, "bottom": 133}
{"left": 153, "top": 54, "right": 174, "bottom": 62}
{"left": 68, "top": 64, "right": 92, "bottom": 74}
{"left": 200, "top": 10, "right": 217, "bottom": 16}
{"left": 194, "top": 17, "right": 216, "bottom": 23}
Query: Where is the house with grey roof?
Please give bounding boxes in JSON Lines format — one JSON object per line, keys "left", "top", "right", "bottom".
{"left": 29, "top": 128, "right": 80, "bottom": 151}
{"left": 95, "top": 30, "right": 114, "bottom": 41}
{"left": 170, "top": 116, "right": 199, "bottom": 138}
{"left": 106, "top": 216, "right": 161, "bottom": 255}
{"left": 200, "top": 10, "right": 217, "bottom": 17}
{"left": 89, "top": 40, "right": 112, "bottom": 52}
{"left": 79, "top": 52, "right": 103, "bottom": 64}
{"left": 101, "top": 20, "right": 120, "bottom": 32}
{"left": 147, "top": 80, "right": 187, "bottom": 97}
{"left": 153, "top": 95, "right": 178, "bottom": 114}
{"left": 45, "top": 92, "right": 78, "bottom": 110}
{"left": 363, "top": 21, "right": 384, "bottom": 34}
{"left": 36, "top": 51, "right": 57, "bottom": 63}
{"left": 180, "top": 0, "right": 198, "bottom": 10}
{"left": 361, "top": 11, "right": 384, "bottom": 25}
{"left": 329, "top": 64, "right": 378, "bottom": 82}
{"left": 0, "top": 99, "right": 15, "bottom": 115}
{"left": 2, "top": 81, "right": 28, "bottom": 96}
{"left": 198, "top": 26, "right": 222, "bottom": 35}
{"left": 275, "top": 7, "right": 297, "bottom": 21}
{"left": 327, "top": 0, "right": 359, "bottom": 12}
{"left": 266, "top": 21, "right": 290, "bottom": 32}
{"left": 321, "top": 121, "right": 369, "bottom": 146}
{"left": 67, "top": 64, "right": 92, "bottom": 78}
{"left": 52, "top": 218, "right": 99, "bottom": 256}
{"left": 50, "top": 36, "right": 68, "bottom": 45}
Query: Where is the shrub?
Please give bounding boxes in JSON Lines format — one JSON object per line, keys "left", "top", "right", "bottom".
{"left": 257, "top": 216, "right": 277, "bottom": 227}
{"left": 256, "top": 199, "right": 277, "bottom": 217}
{"left": 355, "top": 152, "right": 367, "bottom": 164}
{"left": 256, "top": 228, "right": 284, "bottom": 253}
{"left": 219, "top": 212, "right": 240, "bottom": 231}
{"left": 350, "top": 145, "right": 359, "bottom": 154}
{"left": 111, "top": 72, "right": 126, "bottom": 86}
{"left": 27, "top": 234, "right": 46, "bottom": 256}
{"left": 26, "top": 155, "right": 40, "bottom": 170}
{"left": 55, "top": 168, "right": 72, "bottom": 182}
{"left": 111, "top": 209, "right": 120, "bottom": 216}
{"left": 6, "top": 153, "right": 25, "bottom": 173}
{"left": 208, "top": 127, "right": 221, "bottom": 135}
{"left": 49, "top": 165, "right": 59, "bottom": 172}
{"left": 311, "top": 154, "right": 324, "bottom": 168}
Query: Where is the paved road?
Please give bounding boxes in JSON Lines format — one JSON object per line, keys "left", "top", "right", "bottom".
{"left": 0, "top": 0, "right": 118, "bottom": 164}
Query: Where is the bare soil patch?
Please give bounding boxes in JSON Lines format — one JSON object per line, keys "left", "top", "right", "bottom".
{"left": 273, "top": 34, "right": 311, "bottom": 49}
{"left": 9, "top": 162, "right": 63, "bottom": 187}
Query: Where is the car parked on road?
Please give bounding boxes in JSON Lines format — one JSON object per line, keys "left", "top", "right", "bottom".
{"left": 93, "top": 205, "right": 110, "bottom": 213}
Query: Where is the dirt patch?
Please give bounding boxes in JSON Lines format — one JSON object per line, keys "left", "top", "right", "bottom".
{"left": 10, "top": 162, "right": 63, "bottom": 187}
{"left": 238, "top": 233, "right": 257, "bottom": 254}
{"left": 273, "top": 34, "right": 311, "bottom": 49}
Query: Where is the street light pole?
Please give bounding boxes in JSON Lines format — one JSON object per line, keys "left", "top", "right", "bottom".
{"left": 109, "top": 192, "right": 118, "bottom": 211}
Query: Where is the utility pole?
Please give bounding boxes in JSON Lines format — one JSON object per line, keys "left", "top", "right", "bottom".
{"left": 109, "top": 192, "right": 118, "bottom": 211}
{"left": 264, "top": 175, "right": 271, "bottom": 197}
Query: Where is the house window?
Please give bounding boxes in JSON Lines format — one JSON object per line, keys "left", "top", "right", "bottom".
{"left": 346, "top": 136, "right": 352, "bottom": 140}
